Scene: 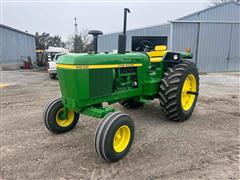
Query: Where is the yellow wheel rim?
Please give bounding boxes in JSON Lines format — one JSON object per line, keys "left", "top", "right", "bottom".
{"left": 113, "top": 125, "right": 131, "bottom": 153}
{"left": 56, "top": 108, "right": 75, "bottom": 127}
{"left": 181, "top": 74, "right": 197, "bottom": 111}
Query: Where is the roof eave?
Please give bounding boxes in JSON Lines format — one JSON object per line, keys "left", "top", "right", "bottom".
{"left": 0, "top": 24, "right": 35, "bottom": 38}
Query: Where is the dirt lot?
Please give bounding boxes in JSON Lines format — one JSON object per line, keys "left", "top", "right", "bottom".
{"left": 0, "top": 70, "right": 239, "bottom": 179}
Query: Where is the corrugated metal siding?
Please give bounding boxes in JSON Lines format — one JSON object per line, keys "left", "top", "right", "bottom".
{"left": 98, "top": 33, "right": 120, "bottom": 52}
{"left": 0, "top": 26, "right": 36, "bottom": 65}
{"left": 196, "top": 23, "right": 232, "bottom": 72}
{"left": 171, "top": 22, "right": 199, "bottom": 63}
{"left": 228, "top": 23, "right": 240, "bottom": 71}
{"left": 172, "top": 22, "right": 240, "bottom": 72}
{"left": 98, "top": 24, "right": 170, "bottom": 52}
{"left": 0, "top": 27, "right": 2, "bottom": 64}
{"left": 179, "top": 2, "right": 240, "bottom": 22}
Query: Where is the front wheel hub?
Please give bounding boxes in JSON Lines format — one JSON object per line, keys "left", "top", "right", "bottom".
{"left": 113, "top": 125, "right": 131, "bottom": 153}
{"left": 56, "top": 108, "right": 75, "bottom": 127}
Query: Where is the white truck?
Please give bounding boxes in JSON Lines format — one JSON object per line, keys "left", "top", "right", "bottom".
{"left": 48, "top": 53, "right": 66, "bottom": 79}
{"left": 46, "top": 47, "right": 68, "bottom": 79}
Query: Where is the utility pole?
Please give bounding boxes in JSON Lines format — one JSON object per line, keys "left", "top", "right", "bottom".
{"left": 74, "top": 17, "right": 78, "bottom": 37}
{"left": 74, "top": 17, "right": 80, "bottom": 53}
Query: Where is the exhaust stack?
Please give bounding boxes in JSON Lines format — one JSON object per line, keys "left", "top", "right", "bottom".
{"left": 88, "top": 30, "right": 103, "bottom": 53}
{"left": 118, "top": 8, "right": 130, "bottom": 54}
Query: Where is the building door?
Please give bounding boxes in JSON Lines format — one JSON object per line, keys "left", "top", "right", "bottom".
{"left": 197, "top": 23, "right": 233, "bottom": 72}
{"left": 228, "top": 24, "right": 240, "bottom": 71}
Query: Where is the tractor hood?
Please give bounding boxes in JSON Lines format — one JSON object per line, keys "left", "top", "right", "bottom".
{"left": 56, "top": 52, "right": 148, "bottom": 111}
{"left": 57, "top": 52, "right": 145, "bottom": 65}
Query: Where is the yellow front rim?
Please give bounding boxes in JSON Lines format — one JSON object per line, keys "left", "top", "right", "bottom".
{"left": 113, "top": 125, "right": 131, "bottom": 153}
{"left": 56, "top": 108, "right": 75, "bottom": 127}
{"left": 181, "top": 74, "right": 197, "bottom": 111}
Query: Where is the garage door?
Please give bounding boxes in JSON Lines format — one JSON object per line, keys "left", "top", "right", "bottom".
{"left": 197, "top": 23, "right": 236, "bottom": 72}
{"left": 228, "top": 24, "right": 240, "bottom": 71}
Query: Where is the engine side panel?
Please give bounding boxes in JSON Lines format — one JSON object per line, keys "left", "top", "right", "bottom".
{"left": 89, "top": 69, "right": 114, "bottom": 98}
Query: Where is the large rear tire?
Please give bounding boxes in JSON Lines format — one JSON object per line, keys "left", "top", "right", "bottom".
{"left": 159, "top": 61, "right": 199, "bottom": 121}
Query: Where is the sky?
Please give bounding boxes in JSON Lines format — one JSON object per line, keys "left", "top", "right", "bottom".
{"left": 1, "top": 0, "right": 211, "bottom": 41}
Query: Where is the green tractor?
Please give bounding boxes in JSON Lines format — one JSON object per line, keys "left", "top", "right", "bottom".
{"left": 43, "top": 9, "right": 199, "bottom": 162}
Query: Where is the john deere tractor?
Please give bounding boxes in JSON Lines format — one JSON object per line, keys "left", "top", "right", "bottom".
{"left": 43, "top": 9, "right": 199, "bottom": 162}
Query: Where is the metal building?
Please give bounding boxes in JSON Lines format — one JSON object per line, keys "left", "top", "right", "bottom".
{"left": 98, "top": 2, "right": 240, "bottom": 72}
{"left": 0, "top": 24, "right": 36, "bottom": 69}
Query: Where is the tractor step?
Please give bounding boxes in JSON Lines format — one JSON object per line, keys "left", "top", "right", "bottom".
{"left": 81, "top": 106, "right": 115, "bottom": 118}
{"left": 139, "top": 98, "right": 150, "bottom": 104}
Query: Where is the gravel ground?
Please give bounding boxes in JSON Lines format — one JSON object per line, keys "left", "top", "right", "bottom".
{"left": 0, "top": 70, "right": 239, "bottom": 179}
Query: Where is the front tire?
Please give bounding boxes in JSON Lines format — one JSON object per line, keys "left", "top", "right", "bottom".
{"left": 159, "top": 61, "right": 199, "bottom": 121}
{"left": 43, "top": 98, "right": 79, "bottom": 133}
{"left": 94, "top": 111, "right": 134, "bottom": 162}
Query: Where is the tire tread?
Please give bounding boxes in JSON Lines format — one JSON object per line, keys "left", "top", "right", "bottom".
{"left": 159, "top": 61, "right": 199, "bottom": 121}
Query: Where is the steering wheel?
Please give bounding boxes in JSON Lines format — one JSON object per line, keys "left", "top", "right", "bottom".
{"left": 140, "top": 40, "right": 155, "bottom": 53}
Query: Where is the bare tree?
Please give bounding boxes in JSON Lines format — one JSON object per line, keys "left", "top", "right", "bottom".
{"left": 73, "top": 35, "right": 83, "bottom": 53}
{"left": 211, "top": 0, "right": 239, "bottom": 6}
{"left": 65, "top": 29, "right": 93, "bottom": 53}
{"left": 80, "top": 29, "right": 92, "bottom": 47}
{"left": 65, "top": 35, "right": 75, "bottom": 52}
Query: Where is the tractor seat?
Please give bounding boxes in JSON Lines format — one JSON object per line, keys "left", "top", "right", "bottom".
{"left": 147, "top": 45, "right": 167, "bottom": 63}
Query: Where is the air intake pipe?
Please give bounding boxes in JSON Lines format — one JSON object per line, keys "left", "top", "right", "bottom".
{"left": 118, "top": 8, "right": 130, "bottom": 54}
{"left": 88, "top": 30, "right": 103, "bottom": 53}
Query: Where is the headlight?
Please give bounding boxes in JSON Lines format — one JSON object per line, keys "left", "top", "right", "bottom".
{"left": 173, "top": 54, "right": 178, "bottom": 60}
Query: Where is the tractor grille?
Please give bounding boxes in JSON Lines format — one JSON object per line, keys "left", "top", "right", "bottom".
{"left": 89, "top": 69, "right": 113, "bottom": 98}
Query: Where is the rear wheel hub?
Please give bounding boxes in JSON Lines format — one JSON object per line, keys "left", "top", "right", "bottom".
{"left": 181, "top": 74, "right": 197, "bottom": 111}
